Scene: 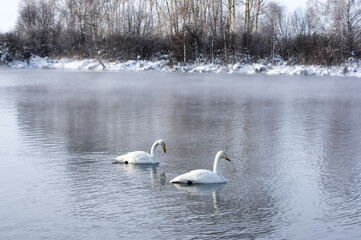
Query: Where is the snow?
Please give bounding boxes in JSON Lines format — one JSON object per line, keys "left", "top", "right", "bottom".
{"left": 4, "top": 55, "right": 361, "bottom": 78}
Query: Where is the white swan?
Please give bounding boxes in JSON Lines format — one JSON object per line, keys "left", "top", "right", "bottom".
{"left": 114, "top": 139, "right": 166, "bottom": 164}
{"left": 170, "top": 151, "right": 230, "bottom": 184}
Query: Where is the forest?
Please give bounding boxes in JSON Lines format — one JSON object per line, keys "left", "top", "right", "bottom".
{"left": 0, "top": 0, "right": 360, "bottom": 66}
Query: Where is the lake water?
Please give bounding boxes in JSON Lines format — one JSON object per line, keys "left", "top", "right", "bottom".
{"left": 1, "top": 69, "right": 361, "bottom": 240}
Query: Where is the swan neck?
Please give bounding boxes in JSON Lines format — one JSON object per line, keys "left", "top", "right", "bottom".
{"left": 213, "top": 154, "right": 222, "bottom": 174}
{"left": 150, "top": 141, "right": 159, "bottom": 158}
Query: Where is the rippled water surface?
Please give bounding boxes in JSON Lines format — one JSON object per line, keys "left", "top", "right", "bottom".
{"left": 1, "top": 70, "right": 361, "bottom": 239}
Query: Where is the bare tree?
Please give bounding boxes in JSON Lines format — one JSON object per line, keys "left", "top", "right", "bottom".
{"left": 263, "top": 2, "right": 283, "bottom": 58}
{"left": 2, "top": 0, "right": 359, "bottom": 65}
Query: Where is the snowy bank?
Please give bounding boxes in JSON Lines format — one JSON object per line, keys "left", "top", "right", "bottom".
{"left": 5, "top": 55, "right": 361, "bottom": 78}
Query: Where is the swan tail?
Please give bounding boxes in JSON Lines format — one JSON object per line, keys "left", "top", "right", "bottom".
{"left": 113, "top": 156, "right": 126, "bottom": 163}
{"left": 170, "top": 178, "right": 188, "bottom": 184}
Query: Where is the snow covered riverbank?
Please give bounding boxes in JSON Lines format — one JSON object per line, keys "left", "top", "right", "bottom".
{"left": 4, "top": 55, "right": 361, "bottom": 77}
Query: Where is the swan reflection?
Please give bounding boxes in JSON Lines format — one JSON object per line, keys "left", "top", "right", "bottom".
{"left": 172, "top": 183, "right": 225, "bottom": 212}
{"left": 114, "top": 163, "right": 166, "bottom": 185}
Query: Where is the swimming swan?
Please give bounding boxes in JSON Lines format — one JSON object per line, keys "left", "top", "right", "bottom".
{"left": 170, "top": 151, "right": 230, "bottom": 184}
{"left": 114, "top": 139, "right": 166, "bottom": 164}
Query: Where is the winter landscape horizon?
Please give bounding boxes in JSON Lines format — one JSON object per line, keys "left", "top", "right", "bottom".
{"left": 1, "top": 0, "right": 360, "bottom": 71}
{"left": 3, "top": 54, "right": 361, "bottom": 78}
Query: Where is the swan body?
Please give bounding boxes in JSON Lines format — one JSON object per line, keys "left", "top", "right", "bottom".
{"left": 170, "top": 151, "right": 230, "bottom": 184}
{"left": 114, "top": 139, "right": 166, "bottom": 164}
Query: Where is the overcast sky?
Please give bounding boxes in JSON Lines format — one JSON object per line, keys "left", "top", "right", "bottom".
{"left": 0, "top": 0, "right": 308, "bottom": 33}
{"left": 0, "top": 0, "right": 19, "bottom": 33}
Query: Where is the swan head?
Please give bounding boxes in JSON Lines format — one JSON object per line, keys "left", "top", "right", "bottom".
{"left": 218, "top": 150, "right": 231, "bottom": 161}
{"left": 158, "top": 139, "right": 166, "bottom": 153}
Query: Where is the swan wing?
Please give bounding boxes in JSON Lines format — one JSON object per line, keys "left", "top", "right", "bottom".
{"left": 170, "top": 169, "right": 226, "bottom": 184}
{"left": 114, "top": 151, "right": 156, "bottom": 164}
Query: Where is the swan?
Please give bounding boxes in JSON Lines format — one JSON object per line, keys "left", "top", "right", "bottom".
{"left": 170, "top": 151, "right": 230, "bottom": 184}
{"left": 114, "top": 139, "right": 166, "bottom": 164}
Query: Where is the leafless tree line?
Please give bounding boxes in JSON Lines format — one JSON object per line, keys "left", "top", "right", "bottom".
{"left": 1, "top": 0, "right": 360, "bottom": 65}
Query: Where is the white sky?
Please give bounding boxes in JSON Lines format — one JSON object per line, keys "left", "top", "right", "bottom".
{"left": 277, "top": 0, "right": 308, "bottom": 11}
{"left": 0, "top": 0, "right": 307, "bottom": 33}
{"left": 0, "top": 0, "right": 20, "bottom": 33}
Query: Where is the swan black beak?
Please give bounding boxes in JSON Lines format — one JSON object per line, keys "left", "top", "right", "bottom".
{"left": 225, "top": 154, "right": 231, "bottom": 162}
{"left": 163, "top": 145, "right": 166, "bottom": 153}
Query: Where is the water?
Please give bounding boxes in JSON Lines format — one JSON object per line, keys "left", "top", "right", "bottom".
{"left": 1, "top": 69, "right": 361, "bottom": 240}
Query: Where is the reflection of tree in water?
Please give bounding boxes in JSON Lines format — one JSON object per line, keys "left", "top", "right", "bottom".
{"left": 166, "top": 89, "right": 241, "bottom": 171}
{"left": 317, "top": 99, "right": 361, "bottom": 217}
{"left": 15, "top": 85, "right": 66, "bottom": 150}
{"left": 14, "top": 80, "right": 171, "bottom": 155}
